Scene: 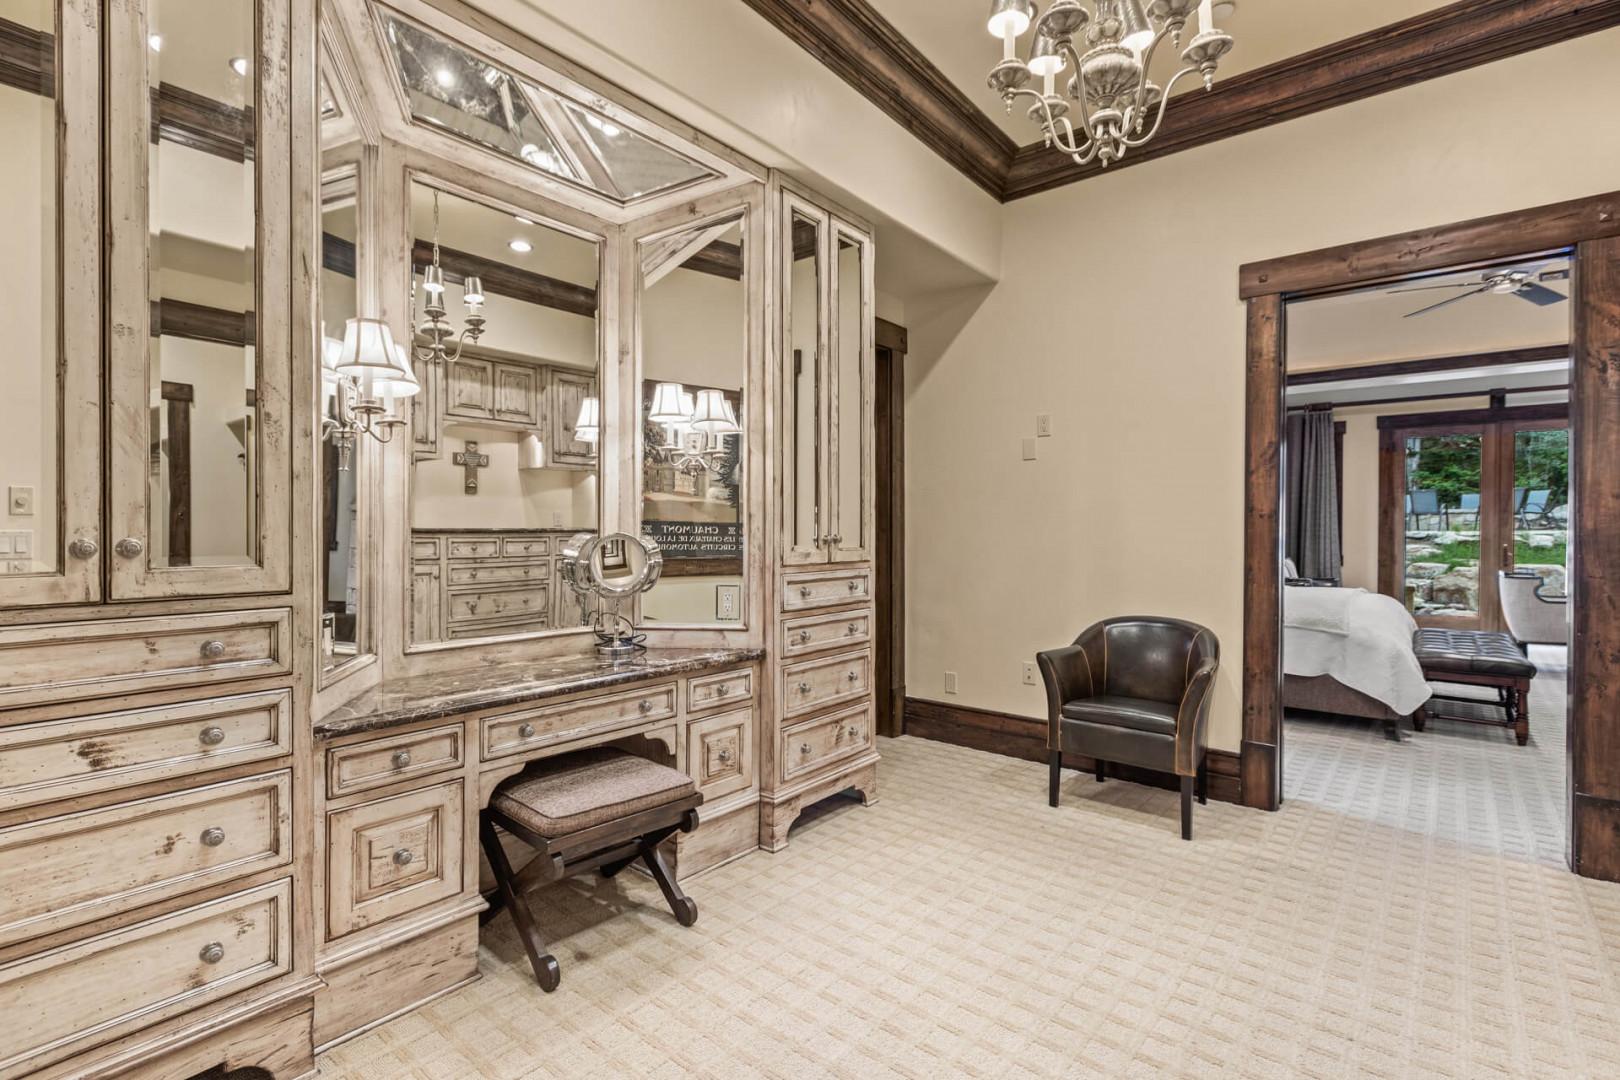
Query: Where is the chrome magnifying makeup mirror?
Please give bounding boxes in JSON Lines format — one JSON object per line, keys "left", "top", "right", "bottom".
{"left": 561, "top": 532, "right": 664, "bottom": 657}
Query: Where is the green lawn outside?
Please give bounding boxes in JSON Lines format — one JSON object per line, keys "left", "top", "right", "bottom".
{"left": 1409, "top": 539, "right": 1568, "bottom": 574}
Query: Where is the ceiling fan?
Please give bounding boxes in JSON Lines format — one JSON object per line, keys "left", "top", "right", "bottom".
{"left": 1389, "top": 266, "right": 1570, "bottom": 318}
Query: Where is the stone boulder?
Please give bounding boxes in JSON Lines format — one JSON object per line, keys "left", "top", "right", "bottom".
{"left": 1430, "top": 567, "right": 1479, "bottom": 609}
{"left": 1527, "top": 534, "right": 1558, "bottom": 550}
{"left": 1405, "top": 544, "right": 1441, "bottom": 560}
{"left": 1516, "top": 565, "right": 1566, "bottom": 595}
{"left": 1406, "top": 562, "right": 1450, "bottom": 580}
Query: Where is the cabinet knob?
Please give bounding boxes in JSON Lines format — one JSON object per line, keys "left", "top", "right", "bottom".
{"left": 798, "top": 630, "right": 812, "bottom": 643}
{"left": 393, "top": 848, "right": 414, "bottom": 867}
{"left": 846, "top": 670, "right": 859, "bottom": 682}
{"left": 798, "top": 681, "right": 811, "bottom": 693}
{"left": 848, "top": 725, "right": 861, "bottom": 739}
{"left": 639, "top": 699, "right": 654, "bottom": 713}
{"left": 114, "top": 537, "right": 144, "bottom": 558}
{"left": 518, "top": 722, "right": 536, "bottom": 739}
{"left": 717, "top": 748, "right": 734, "bottom": 765}
{"left": 200, "top": 640, "right": 227, "bottom": 660}
{"left": 392, "top": 749, "right": 413, "bottom": 770}
{"left": 199, "top": 942, "right": 225, "bottom": 965}
{"left": 68, "top": 537, "right": 98, "bottom": 559}
{"left": 847, "top": 623, "right": 858, "bottom": 635}
{"left": 847, "top": 579, "right": 859, "bottom": 591}
{"left": 198, "top": 726, "right": 226, "bottom": 747}
{"left": 800, "top": 742, "right": 812, "bottom": 755}
{"left": 799, "top": 586, "right": 812, "bottom": 598}
{"left": 200, "top": 826, "right": 226, "bottom": 848}
{"left": 715, "top": 684, "right": 730, "bottom": 697}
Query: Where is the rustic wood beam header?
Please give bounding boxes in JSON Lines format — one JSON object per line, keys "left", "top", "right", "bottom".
{"left": 1285, "top": 344, "right": 1571, "bottom": 387}
{"left": 411, "top": 239, "right": 599, "bottom": 318}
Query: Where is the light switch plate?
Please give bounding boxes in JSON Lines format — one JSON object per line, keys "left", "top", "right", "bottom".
{"left": 1021, "top": 437, "right": 1038, "bottom": 461}
{"left": 944, "top": 671, "right": 958, "bottom": 694}
{"left": 1022, "top": 661, "right": 1038, "bottom": 686}
{"left": 716, "top": 583, "right": 741, "bottom": 621}
{"left": 1035, "top": 414, "right": 1052, "bottom": 438}
{"left": 7, "top": 486, "right": 33, "bottom": 515}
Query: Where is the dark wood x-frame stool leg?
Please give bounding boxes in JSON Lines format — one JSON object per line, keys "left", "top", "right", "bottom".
{"left": 479, "top": 797, "right": 701, "bottom": 992}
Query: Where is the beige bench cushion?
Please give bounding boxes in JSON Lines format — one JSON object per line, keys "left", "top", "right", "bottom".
{"left": 492, "top": 747, "right": 695, "bottom": 838}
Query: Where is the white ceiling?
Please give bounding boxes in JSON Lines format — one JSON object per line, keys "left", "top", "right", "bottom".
{"left": 866, "top": 1, "right": 1458, "bottom": 142}
{"left": 408, "top": 181, "right": 600, "bottom": 288}
{"left": 149, "top": 0, "right": 255, "bottom": 106}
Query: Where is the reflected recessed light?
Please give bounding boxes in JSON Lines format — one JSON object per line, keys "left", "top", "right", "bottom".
{"left": 508, "top": 239, "right": 532, "bottom": 254}
{"left": 228, "top": 56, "right": 249, "bottom": 76}
{"left": 600, "top": 122, "right": 621, "bottom": 138}
{"left": 434, "top": 67, "right": 455, "bottom": 89}
{"left": 148, "top": 34, "right": 163, "bottom": 51}
{"left": 514, "top": 216, "right": 534, "bottom": 226}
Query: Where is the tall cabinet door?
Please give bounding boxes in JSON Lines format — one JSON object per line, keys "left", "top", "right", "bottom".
{"left": 780, "top": 196, "right": 831, "bottom": 566}
{"left": 106, "top": 0, "right": 294, "bottom": 599}
{"left": 0, "top": 0, "right": 102, "bottom": 607}
{"left": 827, "top": 222, "right": 874, "bottom": 564}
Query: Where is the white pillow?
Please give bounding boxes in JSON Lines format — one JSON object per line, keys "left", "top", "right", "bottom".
{"left": 1282, "top": 557, "right": 1299, "bottom": 579}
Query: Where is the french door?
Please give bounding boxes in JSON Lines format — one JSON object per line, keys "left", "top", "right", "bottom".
{"left": 1380, "top": 406, "right": 1569, "bottom": 631}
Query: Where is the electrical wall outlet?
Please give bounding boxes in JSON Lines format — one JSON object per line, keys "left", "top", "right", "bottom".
{"left": 552, "top": 512, "right": 564, "bottom": 527}
{"left": 1035, "top": 414, "right": 1052, "bottom": 438}
{"left": 7, "top": 486, "right": 33, "bottom": 516}
{"left": 1022, "top": 661, "right": 1038, "bottom": 686}
{"left": 716, "top": 584, "right": 741, "bottom": 621}
{"left": 944, "top": 671, "right": 958, "bottom": 694}
{"left": 1021, "top": 437, "right": 1038, "bottom": 461}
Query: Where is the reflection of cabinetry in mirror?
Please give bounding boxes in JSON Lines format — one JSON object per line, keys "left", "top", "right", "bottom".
{"left": 780, "top": 194, "right": 874, "bottom": 566}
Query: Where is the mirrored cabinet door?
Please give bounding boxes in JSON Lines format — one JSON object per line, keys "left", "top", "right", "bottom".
{"left": 781, "top": 197, "right": 829, "bottom": 566}
{"left": 828, "top": 223, "right": 873, "bottom": 564}
{"left": 106, "top": 0, "right": 293, "bottom": 599}
{"left": 0, "top": 0, "right": 102, "bottom": 607}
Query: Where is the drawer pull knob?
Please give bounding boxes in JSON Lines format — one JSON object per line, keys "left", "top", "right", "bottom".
{"left": 715, "top": 684, "right": 730, "bottom": 697}
{"left": 846, "top": 671, "right": 859, "bottom": 682}
{"left": 798, "top": 681, "right": 811, "bottom": 693}
{"left": 847, "top": 579, "right": 859, "bottom": 592}
{"left": 68, "top": 537, "right": 98, "bottom": 559}
{"left": 393, "top": 848, "right": 414, "bottom": 867}
{"left": 639, "top": 699, "right": 654, "bottom": 713}
{"left": 800, "top": 742, "right": 812, "bottom": 755}
{"left": 199, "top": 942, "right": 225, "bottom": 965}
{"left": 392, "top": 749, "right": 413, "bottom": 769}
{"left": 114, "top": 537, "right": 144, "bottom": 558}
{"left": 800, "top": 586, "right": 812, "bottom": 598}
{"left": 200, "top": 640, "right": 227, "bottom": 660}
{"left": 849, "top": 725, "right": 861, "bottom": 739}
{"left": 797, "top": 630, "right": 812, "bottom": 643}
{"left": 200, "top": 826, "right": 226, "bottom": 847}
{"left": 848, "top": 623, "right": 859, "bottom": 635}
{"left": 198, "top": 726, "right": 226, "bottom": 746}
{"left": 518, "top": 723, "right": 536, "bottom": 739}
{"left": 717, "top": 748, "right": 734, "bottom": 765}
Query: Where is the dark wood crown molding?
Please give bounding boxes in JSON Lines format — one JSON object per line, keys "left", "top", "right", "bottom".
{"left": 738, "top": 0, "right": 1620, "bottom": 203}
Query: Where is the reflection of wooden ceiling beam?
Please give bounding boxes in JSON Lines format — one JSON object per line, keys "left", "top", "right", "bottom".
{"left": 150, "top": 299, "right": 254, "bottom": 348}
{"left": 412, "top": 239, "right": 598, "bottom": 318}
{"left": 0, "top": 16, "right": 50, "bottom": 94}
{"left": 1285, "top": 344, "right": 1570, "bottom": 387}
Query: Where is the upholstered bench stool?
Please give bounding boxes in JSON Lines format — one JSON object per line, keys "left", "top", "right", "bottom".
{"left": 480, "top": 746, "right": 702, "bottom": 991}
{"left": 1411, "top": 628, "right": 1536, "bottom": 745}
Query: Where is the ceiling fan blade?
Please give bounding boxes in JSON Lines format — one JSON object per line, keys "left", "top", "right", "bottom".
{"left": 1515, "top": 282, "right": 1567, "bottom": 307}
{"left": 1404, "top": 284, "right": 1492, "bottom": 318}
{"left": 1387, "top": 280, "right": 1481, "bottom": 295}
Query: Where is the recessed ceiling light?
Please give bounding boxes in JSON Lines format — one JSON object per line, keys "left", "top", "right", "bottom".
{"left": 148, "top": 34, "right": 163, "bottom": 51}
{"left": 514, "top": 216, "right": 534, "bottom": 226}
{"left": 508, "top": 239, "right": 532, "bottom": 254}
{"left": 228, "top": 56, "right": 249, "bottom": 77}
{"left": 599, "top": 122, "right": 621, "bottom": 138}
{"left": 434, "top": 67, "right": 456, "bottom": 89}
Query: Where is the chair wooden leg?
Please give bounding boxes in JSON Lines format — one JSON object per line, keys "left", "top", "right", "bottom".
{"left": 1048, "top": 750, "right": 1061, "bottom": 807}
{"left": 641, "top": 840, "right": 698, "bottom": 927}
{"left": 1095, "top": 758, "right": 1106, "bottom": 783}
{"left": 480, "top": 817, "right": 560, "bottom": 991}
{"left": 1180, "top": 776, "right": 1193, "bottom": 841}
{"left": 1196, "top": 762, "right": 1207, "bottom": 806}
{"left": 1514, "top": 685, "right": 1529, "bottom": 746}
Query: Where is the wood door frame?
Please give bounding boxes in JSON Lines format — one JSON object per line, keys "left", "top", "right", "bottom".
{"left": 874, "top": 317, "right": 906, "bottom": 737}
{"left": 1240, "top": 190, "right": 1620, "bottom": 882}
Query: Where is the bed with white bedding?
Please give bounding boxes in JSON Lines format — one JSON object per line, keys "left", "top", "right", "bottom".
{"left": 1283, "top": 586, "right": 1432, "bottom": 727}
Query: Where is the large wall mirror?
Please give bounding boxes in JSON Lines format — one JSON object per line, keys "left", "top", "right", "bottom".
{"left": 319, "top": 165, "right": 364, "bottom": 671}
{"left": 637, "top": 211, "right": 748, "bottom": 626}
{"left": 406, "top": 179, "right": 601, "bottom": 646}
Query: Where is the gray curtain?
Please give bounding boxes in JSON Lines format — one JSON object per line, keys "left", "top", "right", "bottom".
{"left": 1285, "top": 409, "right": 1342, "bottom": 582}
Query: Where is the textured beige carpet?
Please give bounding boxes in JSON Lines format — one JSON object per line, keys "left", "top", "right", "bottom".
{"left": 320, "top": 666, "right": 1620, "bottom": 1078}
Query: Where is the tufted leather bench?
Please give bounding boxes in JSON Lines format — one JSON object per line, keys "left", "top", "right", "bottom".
{"left": 1411, "top": 628, "right": 1536, "bottom": 745}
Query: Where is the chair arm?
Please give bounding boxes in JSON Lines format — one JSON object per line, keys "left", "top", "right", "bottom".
{"left": 1174, "top": 659, "right": 1219, "bottom": 777}
{"left": 1533, "top": 581, "right": 1568, "bottom": 605}
{"left": 1037, "top": 645, "right": 1095, "bottom": 748}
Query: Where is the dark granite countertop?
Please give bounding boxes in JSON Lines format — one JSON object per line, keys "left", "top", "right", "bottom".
{"left": 411, "top": 527, "right": 590, "bottom": 535}
{"left": 314, "top": 647, "right": 764, "bottom": 739}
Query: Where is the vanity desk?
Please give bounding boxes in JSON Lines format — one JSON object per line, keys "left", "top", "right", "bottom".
{"left": 308, "top": 647, "right": 762, "bottom": 1050}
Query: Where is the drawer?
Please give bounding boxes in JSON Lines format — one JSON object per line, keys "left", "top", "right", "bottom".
{"left": 446, "top": 538, "right": 500, "bottom": 559}
{"left": 782, "top": 569, "right": 870, "bottom": 612}
{"left": 0, "top": 689, "right": 291, "bottom": 811}
{"left": 0, "top": 609, "right": 292, "bottom": 709}
{"left": 448, "top": 562, "right": 546, "bottom": 586}
{"left": 780, "top": 648, "right": 872, "bottom": 721}
{"left": 447, "top": 584, "right": 548, "bottom": 624}
{"left": 482, "top": 683, "right": 678, "bottom": 761}
{"left": 0, "top": 879, "right": 291, "bottom": 1079}
{"left": 686, "top": 668, "right": 753, "bottom": 714}
{"left": 500, "top": 536, "right": 550, "bottom": 558}
{"left": 780, "top": 702, "right": 872, "bottom": 784}
{"left": 448, "top": 617, "right": 550, "bottom": 640}
{"left": 0, "top": 772, "right": 291, "bottom": 946}
{"left": 782, "top": 609, "right": 872, "bottom": 659}
{"left": 326, "top": 781, "right": 464, "bottom": 939}
{"left": 410, "top": 537, "right": 441, "bottom": 560}
{"left": 326, "top": 725, "right": 464, "bottom": 800}
{"left": 689, "top": 708, "right": 754, "bottom": 801}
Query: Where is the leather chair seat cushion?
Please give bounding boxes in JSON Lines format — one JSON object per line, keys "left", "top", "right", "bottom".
{"left": 1413, "top": 628, "right": 1536, "bottom": 678}
{"left": 1058, "top": 719, "right": 1175, "bottom": 773}
{"left": 492, "top": 747, "right": 695, "bottom": 838}
{"left": 1060, "top": 695, "right": 1179, "bottom": 736}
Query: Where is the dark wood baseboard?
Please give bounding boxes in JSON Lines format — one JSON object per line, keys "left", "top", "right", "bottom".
{"left": 903, "top": 697, "right": 1243, "bottom": 806}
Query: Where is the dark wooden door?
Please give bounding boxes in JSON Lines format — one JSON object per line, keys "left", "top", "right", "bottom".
{"left": 873, "top": 320, "right": 907, "bottom": 737}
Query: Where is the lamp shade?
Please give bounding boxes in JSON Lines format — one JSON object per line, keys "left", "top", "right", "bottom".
{"left": 335, "top": 318, "right": 403, "bottom": 377}
{"left": 320, "top": 336, "right": 344, "bottom": 382}
{"left": 518, "top": 432, "right": 545, "bottom": 469}
{"left": 358, "top": 342, "right": 421, "bottom": 405}
{"left": 1120, "top": 0, "right": 1155, "bottom": 53}
{"left": 986, "top": 0, "right": 1035, "bottom": 38}
{"left": 648, "top": 381, "right": 689, "bottom": 424}
{"left": 462, "top": 274, "right": 485, "bottom": 306}
{"left": 421, "top": 263, "right": 445, "bottom": 295}
{"left": 573, "top": 395, "right": 600, "bottom": 442}
{"left": 690, "top": 389, "right": 738, "bottom": 434}
{"left": 1028, "top": 33, "right": 1067, "bottom": 77}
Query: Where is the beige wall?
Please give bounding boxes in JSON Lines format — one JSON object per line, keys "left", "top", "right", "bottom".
{"left": 904, "top": 31, "right": 1620, "bottom": 752}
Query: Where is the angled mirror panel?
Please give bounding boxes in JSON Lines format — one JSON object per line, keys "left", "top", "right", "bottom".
{"left": 547, "top": 92, "right": 713, "bottom": 202}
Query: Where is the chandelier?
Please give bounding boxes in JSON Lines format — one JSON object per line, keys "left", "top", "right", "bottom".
{"left": 410, "top": 189, "right": 486, "bottom": 371}
{"left": 321, "top": 317, "right": 422, "bottom": 466}
{"left": 986, "top": 0, "right": 1233, "bottom": 167}
{"left": 648, "top": 382, "right": 741, "bottom": 479}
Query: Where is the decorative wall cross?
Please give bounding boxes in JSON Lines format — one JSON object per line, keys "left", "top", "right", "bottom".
{"left": 452, "top": 441, "right": 489, "bottom": 494}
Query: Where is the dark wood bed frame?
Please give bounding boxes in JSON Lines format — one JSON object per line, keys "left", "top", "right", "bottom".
{"left": 1240, "top": 191, "right": 1620, "bottom": 881}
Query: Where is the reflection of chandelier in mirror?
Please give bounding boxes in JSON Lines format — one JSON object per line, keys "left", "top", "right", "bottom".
{"left": 321, "top": 317, "right": 421, "bottom": 467}
{"left": 410, "top": 189, "right": 487, "bottom": 372}
{"left": 647, "top": 381, "right": 741, "bottom": 477}
{"left": 985, "top": 0, "right": 1234, "bottom": 168}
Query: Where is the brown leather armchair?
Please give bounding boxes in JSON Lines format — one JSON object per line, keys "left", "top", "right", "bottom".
{"left": 1037, "top": 616, "right": 1220, "bottom": 839}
